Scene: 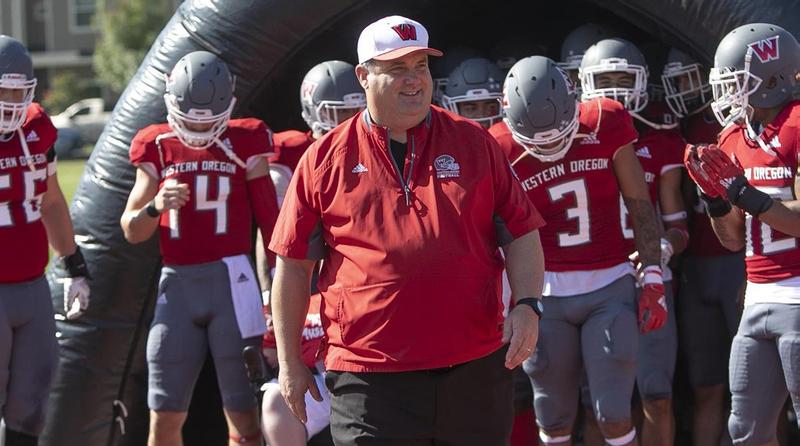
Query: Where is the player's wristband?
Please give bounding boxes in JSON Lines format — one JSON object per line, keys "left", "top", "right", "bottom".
{"left": 145, "top": 200, "right": 162, "bottom": 218}
{"left": 726, "top": 177, "right": 774, "bottom": 217}
{"left": 700, "top": 193, "right": 732, "bottom": 218}
{"left": 58, "top": 246, "right": 91, "bottom": 279}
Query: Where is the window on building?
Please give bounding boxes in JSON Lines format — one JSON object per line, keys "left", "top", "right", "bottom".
{"left": 70, "top": 0, "right": 96, "bottom": 32}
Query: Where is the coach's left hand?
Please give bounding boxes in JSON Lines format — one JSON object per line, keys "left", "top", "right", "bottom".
{"left": 279, "top": 356, "right": 322, "bottom": 423}
{"left": 502, "top": 305, "right": 539, "bottom": 369}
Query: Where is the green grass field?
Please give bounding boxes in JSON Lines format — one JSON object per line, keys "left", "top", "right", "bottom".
{"left": 57, "top": 158, "right": 87, "bottom": 203}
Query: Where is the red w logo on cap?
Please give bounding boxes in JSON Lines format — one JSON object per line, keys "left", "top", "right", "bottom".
{"left": 391, "top": 23, "right": 417, "bottom": 41}
{"left": 748, "top": 36, "right": 780, "bottom": 63}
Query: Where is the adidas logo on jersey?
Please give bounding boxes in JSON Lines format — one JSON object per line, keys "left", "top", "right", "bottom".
{"left": 579, "top": 132, "right": 600, "bottom": 145}
{"left": 352, "top": 163, "right": 368, "bottom": 174}
{"left": 26, "top": 130, "right": 39, "bottom": 142}
{"left": 237, "top": 273, "right": 249, "bottom": 283}
{"left": 635, "top": 146, "right": 652, "bottom": 159}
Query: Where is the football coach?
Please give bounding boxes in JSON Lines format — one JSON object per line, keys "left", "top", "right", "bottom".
{"left": 268, "top": 15, "right": 546, "bottom": 445}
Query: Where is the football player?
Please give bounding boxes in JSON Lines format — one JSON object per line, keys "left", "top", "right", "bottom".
{"left": 255, "top": 60, "right": 365, "bottom": 290}
{"left": 664, "top": 47, "right": 745, "bottom": 446}
{"left": 685, "top": 23, "right": 800, "bottom": 446}
{"left": 255, "top": 60, "right": 364, "bottom": 445}
{"left": 440, "top": 57, "right": 504, "bottom": 129}
{"left": 0, "top": 34, "right": 91, "bottom": 446}
{"left": 558, "top": 23, "right": 616, "bottom": 93}
{"left": 120, "top": 51, "right": 279, "bottom": 446}
{"left": 580, "top": 38, "right": 688, "bottom": 446}
{"left": 429, "top": 46, "right": 485, "bottom": 106}
{"left": 492, "top": 55, "right": 663, "bottom": 446}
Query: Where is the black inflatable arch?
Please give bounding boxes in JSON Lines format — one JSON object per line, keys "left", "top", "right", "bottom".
{"left": 40, "top": 1, "right": 800, "bottom": 445}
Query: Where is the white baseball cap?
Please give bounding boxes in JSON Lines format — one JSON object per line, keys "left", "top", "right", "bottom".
{"left": 357, "top": 15, "right": 443, "bottom": 64}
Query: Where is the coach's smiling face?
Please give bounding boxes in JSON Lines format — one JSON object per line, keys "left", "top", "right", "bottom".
{"left": 357, "top": 52, "right": 433, "bottom": 137}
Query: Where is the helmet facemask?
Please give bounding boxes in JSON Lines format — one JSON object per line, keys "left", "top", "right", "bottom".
{"left": 165, "top": 92, "right": 235, "bottom": 150}
{"left": 580, "top": 58, "right": 649, "bottom": 113}
{"left": 310, "top": 92, "right": 366, "bottom": 134}
{"left": 709, "top": 48, "right": 761, "bottom": 129}
{"left": 506, "top": 104, "right": 580, "bottom": 162}
{"left": 662, "top": 62, "right": 711, "bottom": 117}
{"left": 0, "top": 73, "right": 36, "bottom": 133}
{"left": 442, "top": 90, "right": 503, "bottom": 128}
{"left": 557, "top": 57, "right": 583, "bottom": 95}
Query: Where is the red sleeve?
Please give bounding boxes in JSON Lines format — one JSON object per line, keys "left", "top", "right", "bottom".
{"left": 233, "top": 119, "right": 274, "bottom": 167}
{"left": 248, "top": 175, "right": 280, "bottom": 270}
{"left": 129, "top": 126, "right": 163, "bottom": 174}
{"left": 268, "top": 142, "right": 325, "bottom": 260}
{"left": 488, "top": 135, "right": 545, "bottom": 244}
{"left": 598, "top": 98, "right": 638, "bottom": 154}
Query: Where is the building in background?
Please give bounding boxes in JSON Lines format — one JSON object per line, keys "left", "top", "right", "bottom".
{"left": 0, "top": 0, "right": 180, "bottom": 110}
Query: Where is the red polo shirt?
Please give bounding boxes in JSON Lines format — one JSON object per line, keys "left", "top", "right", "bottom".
{"left": 269, "top": 106, "right": 544, "bottom": 372}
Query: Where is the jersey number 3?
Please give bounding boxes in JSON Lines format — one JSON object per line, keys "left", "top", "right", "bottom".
{"left": 548, "top": 179, "right": 590, "bottom": 247}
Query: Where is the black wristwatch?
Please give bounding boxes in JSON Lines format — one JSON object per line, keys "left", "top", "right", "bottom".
{"left": 515, "top": 297, "right": 544, "bottom": 319}
{"left": 145, "top": 200, "right": 162, "bottom": 218}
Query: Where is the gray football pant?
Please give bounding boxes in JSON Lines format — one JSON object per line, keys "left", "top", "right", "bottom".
{"left": 0, "top": 276, "right": 58, "bottom": 435}
{"left": 636, "top": 282, "right": 677, "bottom": 401}
{"left": 147, "top": 261, "right": 260, "bottom": 412}
{"left": 728, "top": 302, "right": 800, "bottom": 446}
{"left": 523, "top": 275, "right": 638, "bottom": 431}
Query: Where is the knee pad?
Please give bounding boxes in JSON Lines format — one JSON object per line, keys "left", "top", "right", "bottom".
{"left": 539, "top": 430, "right": 571, "bottom": 444}
{"left": 638, "top": 371, "right": 673, "bottom": 401}
{"left": 605, "top": 428, "right": 636, "bottom": 446}
{"left": 728, "top": 411, "right": 772, "bottom": 446}
{"left": 728, "top": 412, "right": 765, "bottom": 446}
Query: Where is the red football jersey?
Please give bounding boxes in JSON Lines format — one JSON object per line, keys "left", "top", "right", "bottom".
{"left": 682, "top": 112, "right": 733, "bottom": 256}
{"left": 0, "top": 103, "right": 58, "bottom": 283}
{"left": 490, "top": 97, "right": 638, "bottom": 272}
{"left": 263, "top": 293, "right": 323, "bottom": 368}
{"left": 717, "top": 101, "right": 800, "bottom": 283}
{"left": 269, "top": 130, "right": 315, "bottom": 173}
{"left": 129, "top": 118, "right": 272, "bottom": 265}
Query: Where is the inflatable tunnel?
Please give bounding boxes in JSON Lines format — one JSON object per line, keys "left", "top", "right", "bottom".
{"left": 40, "top": 0, "right": 800, "bottom": 444}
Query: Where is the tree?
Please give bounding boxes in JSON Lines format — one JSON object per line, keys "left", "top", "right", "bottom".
{"left": 93, "top": 0, "right": 173, "bottom": 95}
{"left": 41, "top": 68, "right": 97, "bottom": 114}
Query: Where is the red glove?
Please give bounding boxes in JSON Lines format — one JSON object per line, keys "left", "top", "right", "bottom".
{"left": 683, "top": 144, "right": 722, "bottom": 198}
{"left": 638, "top": 265, "right": 667, "bottom": 334}
{"left": 696, "top": 145, "right": 745, "bottom": 197}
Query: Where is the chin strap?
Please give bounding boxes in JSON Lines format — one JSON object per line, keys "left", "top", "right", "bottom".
{"left": 631, "top": 112, "right": 679, "bottom": 130}
{"left": 17, "top": 127, "right": 36, "bottom": 172}
{"left": 155, "top": 131, "right": 177, "bottom": 172}
{"left": 212, "top": 136, "right": 247, "bottom": 169}
{"left": 743, "top": 114, "right": 778, "bottom": 156}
